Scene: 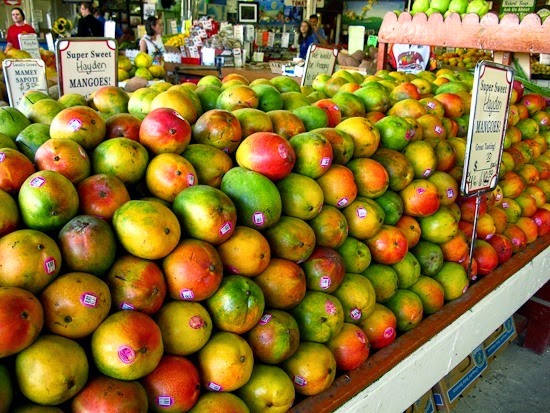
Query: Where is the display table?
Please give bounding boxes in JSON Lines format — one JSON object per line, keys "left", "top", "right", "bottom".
{"left": 291, "top": 234, "right": 550, "bottom": 412}
{"left": 164, "top": 62, "right": 300, "bottom": 83}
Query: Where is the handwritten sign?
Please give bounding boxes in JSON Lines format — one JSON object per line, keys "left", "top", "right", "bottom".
{"left": 461, "top": 61, "right": 514, "bottom": 196}
{"left": 19, "top": 34, "right": 41, "bottom": 59}
{"left": 56, "top": 38, "right": 117, "bottom": 99}
{"left": 301, "top": 45, "right": 338, "bottom": 87}
{"left": 2, "top": 59, "right": 48, "bottom": 108}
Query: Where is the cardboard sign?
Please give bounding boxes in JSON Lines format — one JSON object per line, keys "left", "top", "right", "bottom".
{"left": 461, "top": 61, "right": 514, "bottom": 196}
{"left": 18, "top": 33, "right": 41, "bottom": 59}
{"left": 2, "top": 59, "right": 48, "bottom": 108}
{"left": 301, "top": 45, "right": 338, "bottom": 87}
{"left": 56, "top": 38, "right": 117, "bottom": 99}
{"left": 169, "top": 19, "right": 178, "bottom": 35}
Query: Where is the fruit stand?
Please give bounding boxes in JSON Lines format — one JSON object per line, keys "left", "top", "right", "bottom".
{"left": 291, "top": 234, "right": 549, "bottom": 412}
{"left": 376, "top": 12, "right": 550, "bottom": 71}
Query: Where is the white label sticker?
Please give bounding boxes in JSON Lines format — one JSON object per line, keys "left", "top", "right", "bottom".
{"left": 447, "top": 188, "right": 455, "bottom": 198}
{"left": 356, "top": 207, "right": 367, "bottom": 218}
{"left": 157, "top": 396, "right": 173, "bottom": 407}
{"left": 208, "top": 382, "right": 223, "bottom": 391}
{"left": 320, "top": 157, "right": 331, "bottom": 167}
{"left": 44, "top": 257, "right": 56, "bottom": 274}
{"left": 80, "top": 293, "right": 98, "bottom": 307}
{"left": 337, "top": 197, "right": 349, "bottom": 207}
{"left": 219, "top": 221, "right": 232, "bottom": 236}
{"left": 180, "top": 289, "right": 195, "bottom": 300}
{"left": 293, "top": 375, "right": 307, "bottom": 386}
{"left": 253, "top": 212, "right": 265, "bottom": 226}
{"left": 187, "top": 174, "right": 195, "bottom": 186}
{"left": 320, "top": 276, "right": 331, "bottom": 289}
{"left": 68, "top": 118, "right": 82, "bottom": 132}
{"left": 120, "top": 302, "right": 135, "bottom": 310}
{"left": 350, "top": 308, "right": 362, "bottom": 320}
{"left": 30, "top": 176, "right": 46, "bottom": 188}
{"left": 259, "top": 313, "right": 272, "bottom": 325}
{"left": 0, "top": 152, "right": 5, "bottom": 162}
{"left": 423, "top": 168, "right": 432, "bottom": 177}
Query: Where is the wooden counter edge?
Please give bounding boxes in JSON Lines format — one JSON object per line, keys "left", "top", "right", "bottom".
{"left": 291, "top": 233, "right": 550, "bottom": 412}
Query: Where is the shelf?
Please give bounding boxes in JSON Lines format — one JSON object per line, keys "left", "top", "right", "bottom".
{"left": 291, "top": 234, "right": 550, "bottom": 412}
{"left": 376, "top": 12, "right": 550, "bottom": 71}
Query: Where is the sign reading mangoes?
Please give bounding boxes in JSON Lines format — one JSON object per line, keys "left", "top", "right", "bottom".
{"left": 461, "top": 61, "right": 513, "bottom": 196}
{"left": 56, "top": 38, "right": 117, "bottom": 99}
{"left": 18, "top": 33, "right": 41, "bottom": 59}
{"left": 500, "top": 0, "right": 536, "bottom": 18}
{"left": 301, "top": 45, "right": 338, "bottom": 87}
{"left": 2, "top": 59, "right": 48, "bottom": 108}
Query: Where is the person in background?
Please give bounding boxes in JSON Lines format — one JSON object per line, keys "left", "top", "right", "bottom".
{"left": 139, "top": 16, "right": 165, "bottom": 64}
{"left": 77, "top": 2, "right": 104, "bottom": 37}
{"left": 94, "top": 7, "right": 123, "bottom": 39}
{"left": 309, "top": 14, "right": 328, "bottom": 45}
{"left": 6, "top": 8, "right": 36, "bottom": 49}
{"left": 298, "top": 20, "right": 317, "bottom": 59}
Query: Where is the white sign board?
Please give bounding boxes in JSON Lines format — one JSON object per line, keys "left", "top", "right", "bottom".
{"left": 169, "top": 19, "right": 178, "bottom": 35}
{"left": 301, "top": 45, "right": 338, "bottom": 87}
{"left": 2, "top": 59, "right": 48, "bottom": 108}
{"left": 348, "top": 25, "right": 365, "bottom": 55}
{"left": 56, "top": 38, "right": 118, "bottom": 99}
{"left": 104, "top": 21, "right": 116, "bottom": 39}
{"left": 18, "top": 33, "right": 41, "bottom": 59}
{"left": 461, "top": 61, "right": 514, "bottom": 196}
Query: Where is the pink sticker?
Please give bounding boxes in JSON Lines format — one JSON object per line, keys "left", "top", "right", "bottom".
{"left": 293, "top": 375, "right": 307, "bottom": 386}
{"left": 405, "top": 130, "right": 414, "bottom": 140}
{"left": 320, "top": 276, "right": 331, "bottom": 289}
{"left": 495, "top": 193, "right": 502, "bottom": 201}
{"left": 534, "top": 217, "right": 542, "bottom": 225}
{"left": 447, "top": 188, "right": 455, "bottom": 199}
{"left": 427, "top": 101, "right": 436, "bottom": 109}
{"left": 325, "top": 300, "right": 337, "bottom": 315}
{"left": 157, "top": 396, "right": 173, "bottom": 407}
{"left": 356, "top": 331, "right": 366, "bottom": 344}
{"left": 435, "top": 125, "right": 443, "bottom": 134}
{"left": 222, "top": 148, "right": 230, "bottom": 154}
{"left": 356, "top": 207, "right": 367, "bottom": 218}
{"left": 68, "top": 118, "right": 82, "bottom": 132}
{"left": 219, "top": 221, "right": 232, "bottom": 236}
{"left": 320, "top": 157, "right": 331, "bottom": 167}
{"left": 173, "top": 111, "right": 185, "bottom": 120}
{"left": 78, "top": 146, "right": 87, "bottom": 159}
{"left": 462, "top": 285, "right": 469, "bottom": 294}
{"left": 30, "top": 176, "right": 46, "bottom": 188}
{"left": 417, "top": 187, "right": 426, "bottom": 195}
{"left": 225, "top": 265, "right": 239, "bottom": 274}
{"left": 118, "top": 345, "right": 135, "bottom": 364}
{"left": 423, "top": 168, "right": 432, "bottom": 177}
{"left": 383, "top": 327, "right": 395, "bottom": 339}
{"left": 337, "top": 197, "right": 349, "bottom": 207}
{"left": 541, "top": 118, "right": 548, "bottom": 125}
{"left": 180, "top": 289, "right": 195, "bottom": 300}
{"left": 512, "top": 237, "right": 521, "bottom": 246}
{"left": 502, "top": 202, "right": 509, "bottom": 209}
{"left": 208, "top": 382, "right": 223, "bottom": 391}
{"left": 259, "top": 313, "right": 272, "bottom": 325}
{"left": 350, "top": 308, "right": 362, "bottom": 320}
{"left": 44, "top": 257, "right": 56, "bottom": 274}
{"left": 189, "top": 315, "right": 204, "bottom": 329}
{"left": 486, "top": 233, "right": 494, "bottom": 240}
{"left": 0, "top": 152, "right": 5, "bottom": 162}
{"left": 252, "top": 212, "right": 265, "bottom": 226}
{"left": 187, "top": 174, "right": 195, "bottom": 186}
{"left": 80, "top": 293, "right": 98, "bottom": 308}
{"left": 471, "top": 275, "right": 478, "bottom": 281}
{"left": 120, "top": 302, "right": 135, "bottom": 310}
{"left": 278, "top": 144, "right": 289, "bottom": 159}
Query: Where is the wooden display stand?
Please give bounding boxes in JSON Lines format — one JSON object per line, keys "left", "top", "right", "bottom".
{"left": 376, "top": 12, "right": 550, "bottom": 72}
{"left": 291, "top": 235, "right": 549, "bottom": 412}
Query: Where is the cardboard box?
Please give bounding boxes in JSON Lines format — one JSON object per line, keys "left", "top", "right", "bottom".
{"left": 483, "top": 316, "right": 517, "bottom": 363}
{"left": 404, "top": 389, "right": 436, "bottom": 413}
{"left": 432, "top": 345, "right": 488, "bottom": 412}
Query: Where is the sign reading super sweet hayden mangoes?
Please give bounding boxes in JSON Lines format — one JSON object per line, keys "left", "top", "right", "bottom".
{"left": 56, "top": 38, "right": 118, "bottom": 99}
{"left": 461, "top": 61, "right": 514, "bottom": 196}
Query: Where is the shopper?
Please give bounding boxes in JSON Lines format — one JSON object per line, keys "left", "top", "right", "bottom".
{"left": 309, "top": 14, "right": 328, "bottom": 45}
{"left": 139, "top": 16, "right": 165, "bottom": 65}
{"left": 94, "top": 7, "right": 123, "bottom": 39}
{"left": 6, "top": 8, "right": 36, "bottom": 50}
{"left": 298, "top": 20, "right": 317, "bottom": 59}
{"left": 77, "top": 2, "right": 104, "bottom": 37}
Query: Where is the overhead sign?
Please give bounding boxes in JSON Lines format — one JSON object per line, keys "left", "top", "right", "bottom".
{"left": 4, "top": 0, "right": 22, "bottom": 5}
{"left": 19, "top": 33, "right": 41, "bottom": 59}
{"left": 56, "top": 38, "right": 117, "bottom": 99}
{"left": 301, "top": 45, "right": 337, "bottom": 87}
{"left": 461, "top": 61, "right": 514, "bottom": 196}
{"left": 2, "top": 59, "right": 48, "bottom": 108}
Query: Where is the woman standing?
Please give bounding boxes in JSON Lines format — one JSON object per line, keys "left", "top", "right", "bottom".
{"left": 139, "top": 16, "right": 165, "bottom": 65}
{"left": 6, "top": 8, "right": 36, "bottom": 50}
{"left": 77, "top": 2, "right": 104, "bottom": 37}
{"left": 298, "top": 20, "right": 317, "bottom": 59}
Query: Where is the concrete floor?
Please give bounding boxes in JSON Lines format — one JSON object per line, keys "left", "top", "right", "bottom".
{"left": 453, "top": 340, "right": 550, "bottom": 412}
